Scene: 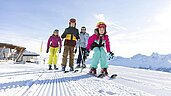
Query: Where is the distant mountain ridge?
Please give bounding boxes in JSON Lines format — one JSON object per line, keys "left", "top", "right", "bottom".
{"left": 109, "top": 52, "right": 171, "bottom": 72}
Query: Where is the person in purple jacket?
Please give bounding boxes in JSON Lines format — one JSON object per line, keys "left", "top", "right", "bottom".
{"left": 46, "top": 29, "right": 62, "bottom": 70}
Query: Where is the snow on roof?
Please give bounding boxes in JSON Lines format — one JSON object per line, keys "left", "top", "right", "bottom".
{"left": 23, "top": 51, "right": 39, "bottom": 56}
{"left": 0, "top": 43, "right": 26, "bottom": 51}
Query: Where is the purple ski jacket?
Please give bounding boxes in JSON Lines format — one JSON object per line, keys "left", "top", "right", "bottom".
{"left": 47, "top": 35, "right": 62, "bottom": 48}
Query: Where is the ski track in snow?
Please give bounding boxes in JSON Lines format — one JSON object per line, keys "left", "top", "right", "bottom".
{"left": 109, "top": 67, "right": 171, "bottom": 96}
{"left": 0, "top": 63, "right": 171, "bottom": 96}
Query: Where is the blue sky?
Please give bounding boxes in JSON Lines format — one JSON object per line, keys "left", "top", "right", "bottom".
{"left": 1, "top": 0, "right": 171, "bottom": 57}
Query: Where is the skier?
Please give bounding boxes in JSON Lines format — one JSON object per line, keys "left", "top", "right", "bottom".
{"left": 75, "top": 26, "right": 89, "bottom": 68}
{"left": 86, "top": 22, "right": 114, "bottom": 75}
{"left": 61, "top": 18, "right": 79, "bottom": 71}
{"left": 46, "top": 29, "right": 62, "bottom": 70}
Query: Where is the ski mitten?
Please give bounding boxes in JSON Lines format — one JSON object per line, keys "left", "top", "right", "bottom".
{"left": 107, "top": 51, "right": 114, "bottom": 60}
{"left": 74, "top": 48, "right": 77, "bottom": 53}
{"left": 46, "top": 48, "right": 49, "bottom": 53}
{"left": 59, "top": 47, "right": 61, "bottom": 53}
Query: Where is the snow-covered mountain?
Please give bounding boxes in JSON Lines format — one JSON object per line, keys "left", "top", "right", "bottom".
{"left": 108, "top": 52, "right": 171, "bottom": 72}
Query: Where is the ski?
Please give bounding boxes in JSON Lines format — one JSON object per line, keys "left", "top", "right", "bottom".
{"left": 64, "top": 69, "right": 79, "bottom": 73}
{"left": 45, "top": 69, "right": 63, "bottom": 73}
{"left": 101, "top": 74, "right": 118, "bottom": 79}
{"left": 103, "top": 74, "right": 118, "bottom": 80}
{"left": 110, "top": 74, "right": 118, "bottom": 78}
{"left": 86, "top": 73, "right": 104, "bottom": 78}
{"left": 87, "top": 73, "right": 117, "bottom": 79}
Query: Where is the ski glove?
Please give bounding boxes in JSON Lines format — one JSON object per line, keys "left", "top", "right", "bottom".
{"left": 46, "top": 47, "right": 49, "bottom": 53}
{"left": 59, "top": 47, "right": 61, "bottom": 53}
{"left": 74, "top": 48, "right": 77, "bottom": 53}
{"left": 107, "top": 51, "right": 114, "bottom": 60}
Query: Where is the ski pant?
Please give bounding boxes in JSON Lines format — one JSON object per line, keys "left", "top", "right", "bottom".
{"left": 61, "top": 45, "right": 75, "bottom": 67}
{"left": 48, "top": 47, "right": 59, "bottom": 65}
{"left": 90, "top": 47, "right": 108, "bottom": 69}
{"left": 77, "top": 47, "right": 86, "bottom": 65}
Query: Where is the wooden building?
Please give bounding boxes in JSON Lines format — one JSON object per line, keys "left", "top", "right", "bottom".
{"left": 0, "top": 43, "right": 26, "bottom": 62}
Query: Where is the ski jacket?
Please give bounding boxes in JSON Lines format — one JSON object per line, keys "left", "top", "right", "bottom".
{"left": 47, "top": 35, "right": 62, "bottom": 48}
{"left": 86, "top": 34, "right": 110, "bottom": 52}
{"left": 61, "top": 27, "right": 79, "bottom": 47}
{"left": 76, "top": 32, "right": 89, "bottom": 48}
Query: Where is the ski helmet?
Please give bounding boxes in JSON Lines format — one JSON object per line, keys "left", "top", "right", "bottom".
{"left": 81, "top": 26, "right": 86, "bottom": 30}
{"left": 54, "top": 29, "right": 59, "bottom": 33}
{"left": 69, "top": 18, "right": 76, "bottom": 26}
{"left": 69, "top": 18, "right": 76, "bottom": 23}
{"left": 96, "top": 22, "right": 107, "bottom": 28}
{"left": 96, "top": 22, "right": 107, "bottom": 35}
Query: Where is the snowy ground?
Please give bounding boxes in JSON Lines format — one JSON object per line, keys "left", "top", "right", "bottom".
{"left": 0, "top": 62, "right": 171, "bottom": 96}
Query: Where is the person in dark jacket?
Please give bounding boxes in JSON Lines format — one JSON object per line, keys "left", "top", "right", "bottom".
{"left": 46, "top": 29, "right": 62, "bottom": 70}
{"left": 61, "top": 18, "right": 79, "bottom": 71}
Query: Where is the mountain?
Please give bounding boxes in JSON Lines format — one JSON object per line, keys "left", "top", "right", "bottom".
{"left": 109, "top": 52, "right": 171, "bottom": 72}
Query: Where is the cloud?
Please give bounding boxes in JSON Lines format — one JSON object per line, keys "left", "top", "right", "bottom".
{"left": 94, "top": 14, "right": 127, "bottom": 30}
{"left": 0, "top": 31, "right": 45, "bottom": 53}
{"left": 93, "top": 8, "right": 171, "bottom": 57}
{"left": 155, "top": 3, "right": 171, "bottom": 28}
{"left": 95, "top": 14, "right": 105, "bottom": 21}
{"left": 109, "top": 28, "right": 171, "bottom": 57}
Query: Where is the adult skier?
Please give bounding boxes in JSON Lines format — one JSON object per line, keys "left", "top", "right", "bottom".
{"left": 75, "top": 26, "right": 89, "bottom": 68}
{"left": 61, "top": 18, "right": 79, "bottom": 71}
{"left": 46, "top": 29, "right": 62, "bottom": 70}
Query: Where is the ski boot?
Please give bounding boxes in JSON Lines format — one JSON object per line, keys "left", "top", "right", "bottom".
{"left": 89, "top": 68, "right": 96, "bottom": 74}
{"left": 75, "top": 64, "right": 81, "bottom": 68}
{"left": 70, "top": 66, "right": 74, "bottom": 71}
{"left": 54, "top": 65, "right": 58, "bottom": 70}
{"left": 62, "top": 66, "right": 66, "bottom": 71}
{"left": 101, "top": 68, "right": 108, "bottom": 76}
{"left": 48, "top": 65, "right": 52, "bottom": 70}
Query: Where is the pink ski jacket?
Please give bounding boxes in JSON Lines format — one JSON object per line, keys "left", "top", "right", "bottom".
{"left": 86, "top": 34, "right": 110, "bottom": 52}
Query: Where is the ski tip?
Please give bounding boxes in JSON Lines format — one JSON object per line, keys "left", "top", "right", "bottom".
{"left": 97, "top": 74, "right": 105, "bottom": 78}
{"left": 110, "top": 74, "right": 117, "bottom": 78}
{"left": 64, "top": 71, "right": 69, "bottom": 73}
{"left": 74, "top": 70, "right": 79, "bottom": 73}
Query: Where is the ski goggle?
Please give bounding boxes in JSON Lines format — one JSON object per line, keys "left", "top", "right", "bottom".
{"left": 54, "top": 29, "right": 59, "bottom": 33}
{"left": 81, "top": 28, "right": 86, "bottom": 30}
{"left": 70, "top": 19, "right": 76, "bottom": 23}
{"left": 97, "top": 24, "right": 106, "bottom": 28}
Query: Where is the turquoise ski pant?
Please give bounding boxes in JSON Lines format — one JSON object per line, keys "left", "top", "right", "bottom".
{"left": 90, "top": 47, "right": 108, "bottom": 68}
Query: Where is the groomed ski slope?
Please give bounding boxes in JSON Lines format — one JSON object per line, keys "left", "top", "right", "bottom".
{"left": 0, "top": 63, "right": 171, "bottom": 96}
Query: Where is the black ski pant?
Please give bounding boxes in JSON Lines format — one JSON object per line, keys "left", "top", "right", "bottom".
{"left": 77, "top": 47, "right": 86, "bottom": 65}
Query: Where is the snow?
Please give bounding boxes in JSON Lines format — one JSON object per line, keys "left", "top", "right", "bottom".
{"left": 0, "top": 61, "right": 171, "bottom": 96}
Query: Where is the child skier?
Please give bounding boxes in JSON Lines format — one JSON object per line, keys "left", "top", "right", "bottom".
{"left": 46, "top": 29, "right": 62, "bottom": 70}
{"left": 86, "top": 22, "right": 114, "bottom": 75}
{"left": 61, "top": 18, "right": 79, "bottom": 71}
{"left": 75, "top": 26, "right": 89, "bottom": 68}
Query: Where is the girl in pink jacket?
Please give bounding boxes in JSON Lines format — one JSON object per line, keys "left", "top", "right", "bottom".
{"left": 86, "top": 22, "right": 114, "bottom": 75}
